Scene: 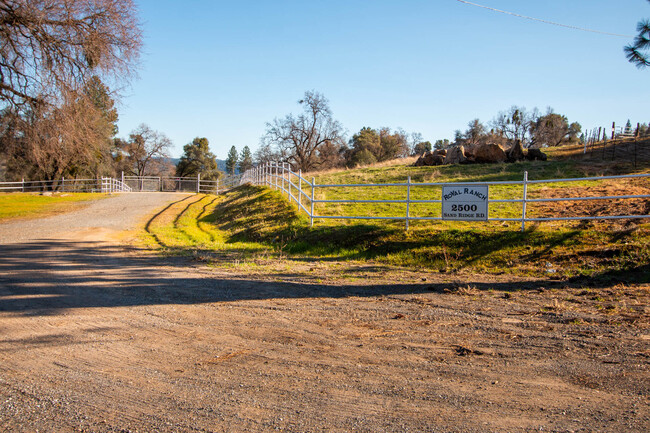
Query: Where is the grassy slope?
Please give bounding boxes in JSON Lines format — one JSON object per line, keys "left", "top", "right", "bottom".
{"left": 143, "top": 141, "right": 649, "bottom": 282}
{"left": 0, "top": 192, "right": 107, "bottom": 221}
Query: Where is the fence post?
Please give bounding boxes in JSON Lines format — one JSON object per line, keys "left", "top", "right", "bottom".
{"left": 216, "top": 178, "right": 219, "bottom": 195}
{"left": 197, "top": 173, "right": 201, "bottom": 194}
{"left": 62, "top": 177, "right": 65, "bottom": 192}
{"left": 405, "top": 175, "right": 411, "bottom": 231}
{"left": 287, "top": 164, "right": 292, "bottom": 202}
{"left": 22, "top": 178, "right": 24, "bottom": 193}
{"left": 298, "top": 169, "right": 302, "bottom": 211}
{"left": 310, "top": 177, "right": 315, "bottom": 227}
{"left": 521, "top": 171, "right": 528, "bottom": 232}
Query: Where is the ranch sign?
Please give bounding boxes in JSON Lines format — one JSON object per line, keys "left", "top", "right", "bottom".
{"left": 441, "top": 184, "right": 489, "bottom": 221}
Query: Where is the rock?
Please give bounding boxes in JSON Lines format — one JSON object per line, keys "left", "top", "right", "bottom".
{"left": 414, "top": 149, "right": 447, "bottom": 166}
{"left": 40, "top": 191, "right": 53, "bottom": 196}
{"left": 507, "top": 140, "right": 526, "bottom": 162}
{"left": 473, "top": 143, "right": 507, "bottom": 163}
{"left": 443, "top": 145, "right": 468, "bottom": 165}
{"left": 526, "top": 148, "right": 548, "bottom": 161}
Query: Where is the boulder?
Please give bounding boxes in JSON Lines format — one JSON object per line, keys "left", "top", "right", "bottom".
{"left": 473, "top": 143, "right": 507, "bottom": 163}
{"left": 526, "top": 148, "right": 548, "bottom": 161}
{"left": 506, "top": 140, "right": 526, "bottom": 162}
{"left": 414, "top": 153, "right": 428, "bottom": 166}
{"left": 414, "top": 149, "right": 447, "bottom": 166}
{"left": 443, "top": 145, "right": 468, "bottom": 165}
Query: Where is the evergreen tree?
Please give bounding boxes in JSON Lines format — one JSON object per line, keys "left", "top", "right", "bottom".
{"left": 238, "top": 146, "right": 253, "bottom": 173}
{"left": 625, "top": 119, "right": 633, "bottom": 135}
{"left": 625, "top": 3, "right": 650, "bottom": 68}
{"left": 176, "top": 137, "right": 221, "bottom": 180}
{"left": 225, "top": 146, "right": 238, "bottom": 175}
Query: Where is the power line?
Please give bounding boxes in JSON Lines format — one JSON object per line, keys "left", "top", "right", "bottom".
{"left": 455, "top": 0, "right": 632, "bottom": 38}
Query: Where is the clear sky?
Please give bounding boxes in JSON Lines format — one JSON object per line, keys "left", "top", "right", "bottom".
{"left": 116, "top": 0, "right": 650, "bottom": 159}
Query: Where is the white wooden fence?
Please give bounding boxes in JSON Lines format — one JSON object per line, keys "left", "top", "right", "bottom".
{"left": 240, "top": 162, "right": 650, "bottom": 231}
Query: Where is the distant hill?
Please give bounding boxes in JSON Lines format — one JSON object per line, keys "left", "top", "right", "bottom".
{"left": 217, "top": 159, "right": 239, "bottom": 174}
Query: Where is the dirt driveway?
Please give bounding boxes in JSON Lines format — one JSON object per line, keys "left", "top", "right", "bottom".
{"left": 0, "top": 193, "right": 648, "bottom": 432}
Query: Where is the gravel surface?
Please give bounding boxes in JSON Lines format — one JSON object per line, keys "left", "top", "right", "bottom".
{"left": 0, "top": 192, "right": 189, "bottom": 244}
{"left": 0, "top": 191, "right": 648, "bottom": 432}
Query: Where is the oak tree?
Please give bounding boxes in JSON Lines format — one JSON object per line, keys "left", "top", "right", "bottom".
{"left": 263, "top": 91, "right": 345, "bottom": 172}
{"left": 118, "top": 124, "right": 172, "bottom": 177}
{"left": 0, "top": 0, "right": 142, "bottom": 108}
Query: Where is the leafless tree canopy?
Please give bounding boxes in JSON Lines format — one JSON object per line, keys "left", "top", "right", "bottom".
{"left": 0, "top": 0, "right": 142, "bottom": 108}
{"left": 118, "top": 124, "right": 172, "bottom": 177}
{"left": 1, "top": 87, "right": 115, "bottom": 182}
{"left": 264, "top": 91, "right": 345, "bottom": 172}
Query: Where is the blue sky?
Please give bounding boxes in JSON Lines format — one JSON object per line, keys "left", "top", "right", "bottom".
{"left": 117, "top": 0, "right": 650, "bottom": 159}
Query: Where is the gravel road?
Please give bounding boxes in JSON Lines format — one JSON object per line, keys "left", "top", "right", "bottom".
{"left": 0, "top": 191, "right": 648, "bottom": 432}
{"left": 0, "top": 192, "right": 189, "bottom": 244}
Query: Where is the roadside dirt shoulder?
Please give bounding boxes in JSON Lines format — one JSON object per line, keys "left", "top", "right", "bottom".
{"left": 0, "top": 236, "right": 647, "bottom": 432}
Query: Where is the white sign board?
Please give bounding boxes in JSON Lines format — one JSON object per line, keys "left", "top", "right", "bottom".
{"left": 441, "top": 185, "right": 489, "bottom": 221}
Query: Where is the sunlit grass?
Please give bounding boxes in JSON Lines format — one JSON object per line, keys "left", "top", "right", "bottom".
{"left": 140, "top": 193, "right": 270, "bottom": 260}
{"left": 0, "top": 192, "right": 107, "bottom": 221}
{"left": 139, "top": 153, "right": 649, "bottom": 282}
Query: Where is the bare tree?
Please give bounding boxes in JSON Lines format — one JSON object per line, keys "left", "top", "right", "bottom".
{"left": 118, "top": 124, "right": 171, "bottom": 176}
{"left": 0, "top": 0, "right": 142, "bottom": 108}
{"left": 491, "top": 106, "right": 538, "bottom": 148}
{"left": 263, "top": 91, "right": 345, "bottom": 171}
{"left": 530, "top": 111, "right": 581, "bottom": 147}
{"left": 1, "top": 88, "right": 114, "bottom": 184}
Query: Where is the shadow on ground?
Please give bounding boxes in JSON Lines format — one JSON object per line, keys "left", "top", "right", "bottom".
{"left": 0, "top": 240, "right": 639, "bottom": 316}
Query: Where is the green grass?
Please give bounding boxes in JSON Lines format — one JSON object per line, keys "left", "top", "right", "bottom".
{"left": 0, "top": 192, "right": 107, "bottom": 221}
{"left": 142, "top": 152, "right": 650, "bottom": 282}
{"left": 287, "top": 157, "right": 649, "bottom": 223}
{"left": 141, "top": 194, "right": 271, "bottom": 263}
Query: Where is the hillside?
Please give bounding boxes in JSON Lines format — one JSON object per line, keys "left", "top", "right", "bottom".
{"left": 143, "top": 140, "right": 650, "bottom": 282}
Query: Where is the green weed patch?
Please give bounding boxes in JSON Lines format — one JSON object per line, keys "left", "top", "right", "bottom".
{"left": 0, "top": 192, "right": 107, "bottom": 221}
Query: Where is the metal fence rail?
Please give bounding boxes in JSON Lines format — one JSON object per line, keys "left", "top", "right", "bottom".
{"left": 0, "top": 178, "right": 103, "bottom": 192}
{"left": 101, "top": 177, "right": 132, "bottom": 193}
{"left": 0, "top": 174, "right": 244, "bottom": 195}
{"left": 240, "top": 162, "right": 650, "bottom": 231}
{"left": 199, "top": 174, "right": 242, "bottom": 194}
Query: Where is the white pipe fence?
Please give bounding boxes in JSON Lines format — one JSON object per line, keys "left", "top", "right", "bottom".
{"left": 101, "top": 177, "right": 132, "bottom": 193}
{"left": 4, "top": 167, "right": 648, "bottom": 232}
{"left": 0, "top": 178, "right": 106, "bottom": 193}
{"left": 240, "top": 162, "right": 650, "bottom": 232}
{"left": 199, "top": 174, "right": 242, "bottom": 194}
{"left": 0, "top": 174, "right": 243, "bottom": 194}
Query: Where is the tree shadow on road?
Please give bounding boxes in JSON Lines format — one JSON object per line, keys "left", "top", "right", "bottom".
{"left": 0, "top": 240, "right": 639, "bottom": 316}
